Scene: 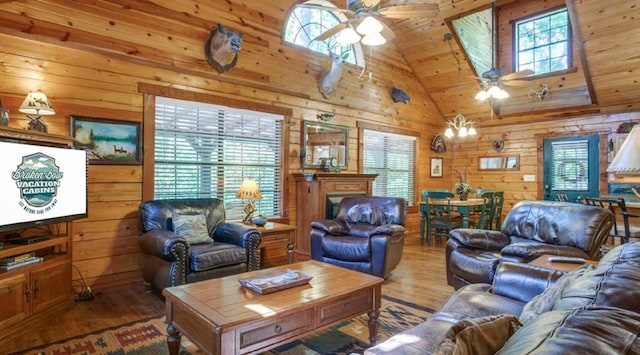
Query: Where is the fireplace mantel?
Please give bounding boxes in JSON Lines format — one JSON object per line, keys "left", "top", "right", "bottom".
{"left": 293, "top": 172, "right": 378, "bottom": 258}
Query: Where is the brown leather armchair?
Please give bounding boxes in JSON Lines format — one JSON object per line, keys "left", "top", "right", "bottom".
{"left": 310, "top": 196, "right": 406, "bottom": 278}
{"left": 446, "top": 200, "right": 613, "bottom": 289}
{"left": 138, "top": 198, "right": 262, "bottom": 291}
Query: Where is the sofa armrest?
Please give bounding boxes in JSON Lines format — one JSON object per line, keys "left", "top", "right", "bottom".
{"left": 372, "top": 224, "right": 405, "bottom": 237}
{"left": 449, "top": 229, "right": 510, "bottom": 250}
{"left": 501, "top": 243, "right": 590, "bottom": 261}
{"left": 138, "top": 229, "right": 188, "bottom": 261}
{"left": 214, "top": 222, "right": 262, "bottom": 270}
{"left": 310, "top": 219, "right": 348, "bottom": 235}
{"left": 492, "top": 262, "right": 565, "bottom": 303}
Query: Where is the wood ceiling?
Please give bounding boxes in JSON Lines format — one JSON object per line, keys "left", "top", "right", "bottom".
{"left": 0, "top": 0, "right": 638, "bottom": 129}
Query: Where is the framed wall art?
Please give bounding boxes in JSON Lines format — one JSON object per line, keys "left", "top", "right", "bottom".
{"left": 70, "top": 116, "right": 141, "bottom": 165}
{"left": 430, "top": 157, "right": 443, "bottom": 178}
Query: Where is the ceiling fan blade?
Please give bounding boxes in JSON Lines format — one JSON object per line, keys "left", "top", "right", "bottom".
{"left": 501, "top": 69, "right": 534, "bottom": 81}
{"left": 502, "top": 80, "right": 534, "bottom": 87}
{"left": 378, "top": 4, "right": 439, "bottom": 19}
{"left": 313, "top": 23, "right": 348, "bottom": 42}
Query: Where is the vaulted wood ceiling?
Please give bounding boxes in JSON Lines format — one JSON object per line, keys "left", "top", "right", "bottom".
{"left": 0, "top": 0, "right": 638, "bottom": 129}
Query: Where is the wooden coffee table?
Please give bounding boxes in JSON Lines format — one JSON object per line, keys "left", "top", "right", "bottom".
{"left": 162, "top": 260, "right": 384, "bottom": 355}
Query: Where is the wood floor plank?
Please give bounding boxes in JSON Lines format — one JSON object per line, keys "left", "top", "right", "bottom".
{"left": 2, "top": 232, "right": 454, "bottom": 354}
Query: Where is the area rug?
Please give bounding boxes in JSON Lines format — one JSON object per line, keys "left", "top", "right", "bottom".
{"left": 17, "top": 295, "right": 434, "bottom": 355}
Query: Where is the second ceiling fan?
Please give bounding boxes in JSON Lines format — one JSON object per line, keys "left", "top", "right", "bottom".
{"left": 297, "top": 0, "right": 439, "bottom": 46}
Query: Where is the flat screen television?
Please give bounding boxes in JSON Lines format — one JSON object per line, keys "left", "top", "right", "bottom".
{"left": 0, "top": 140, "right": 88, "bottom": 234}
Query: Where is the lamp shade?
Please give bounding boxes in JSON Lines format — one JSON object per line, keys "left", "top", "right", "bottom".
{"left": 336, "top": 27, "right": 361, "bottom": 45}
{"left": 19, "top": 92, "right": 55, "bottom": 116}
{"left": 356, "top": 16, "right": 383, "bottom": 35}
{"left": 607, "top": 125, "right": 640, "bottom": 177}
{"left": 361, "top": 32, "right": 386, "bottom": 46}
{"left": 236, "top": 178, "right": 263, "bottom": 200}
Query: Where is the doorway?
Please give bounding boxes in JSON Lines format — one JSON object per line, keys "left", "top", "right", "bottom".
{"left": 542, "top": 135, "right": 600, "bottom": 202}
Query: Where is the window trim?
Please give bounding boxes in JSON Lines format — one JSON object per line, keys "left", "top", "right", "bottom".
{"left": 357, "top": 121, "right": 420, "bottom": 209}
{"left": 511, "top": 5, "right": 573, "bottom": 77}
{"left": 139, "top": 83, "right": 293, "bottom": 223}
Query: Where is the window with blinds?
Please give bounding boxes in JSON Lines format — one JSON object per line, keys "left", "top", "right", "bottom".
{"left": 363, "top": 129, "right": 416, "bottom": 205}
{"left": 550, "top": 139, "right": 589, "bottom": 191}
{"left": 155, "top": 97, "right": 284, "bottom": 220}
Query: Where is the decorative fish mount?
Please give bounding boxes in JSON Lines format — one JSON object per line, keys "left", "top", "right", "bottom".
{"left": 204, "top": 23, "right": 243, "bottom": 73}
{"left": 391, "top": 87, "right": 411, "bottom": 104}
{"left": 430, "top": 134, "right": 446, "bottom": 153}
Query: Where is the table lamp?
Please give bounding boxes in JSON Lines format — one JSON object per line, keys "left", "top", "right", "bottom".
{"left": 236, "top": 178, "right": 263, "bottom": 224}
{"left": 607, "top": 124, "right": 640, "bottom": 197}
{"left": 19, "top": 91, "right": 56, "bottom": 133}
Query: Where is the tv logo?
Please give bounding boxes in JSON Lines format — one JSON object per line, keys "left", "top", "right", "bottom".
{"left": 11, "top": 152, "right": 63, "bottom": 211}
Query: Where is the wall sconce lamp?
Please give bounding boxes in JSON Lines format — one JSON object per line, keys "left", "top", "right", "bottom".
{"left": 607, "top": 124, "right": 640, "bottom": 198}
{"left": 19, "top": 92, "right": 55, "bottom": 133}
{"left": 236, "top": 178, "right": 263, "bottom": 224}
{"left": 444, "top": 113, "right": 477, "bottom": 138}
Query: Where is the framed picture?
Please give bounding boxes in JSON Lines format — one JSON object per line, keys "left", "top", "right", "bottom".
{"left": 70, "top": 116, "right": 141, "bottom": 165}
{"left": 430, "top": 157, "right": 443, "bottom": 178}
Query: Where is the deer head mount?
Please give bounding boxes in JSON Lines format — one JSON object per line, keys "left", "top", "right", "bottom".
{"left": 319, "top": 52, "right": 348, "bottom": 99}
{"left": 204, "top": 23, "right": 243, "bottom": 73}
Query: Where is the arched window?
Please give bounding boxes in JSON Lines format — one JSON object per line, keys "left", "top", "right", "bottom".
{"left": 283, "top": 0, "right": 364, "bottom": 67}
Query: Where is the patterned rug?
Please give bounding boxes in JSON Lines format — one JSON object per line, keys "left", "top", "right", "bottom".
{"left": 17, "top": 295, "right": 433, "bottom": 355}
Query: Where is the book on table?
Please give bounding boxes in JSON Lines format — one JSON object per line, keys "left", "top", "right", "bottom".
{"left": 0, "top": 252, "right": 36, "bottom": 265}
{"left": 0, "top": 256, "right": 44, "bottom": 270}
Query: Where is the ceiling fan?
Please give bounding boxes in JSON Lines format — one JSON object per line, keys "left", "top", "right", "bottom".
{"left": 475, "top": 0, "right": 533, "bottom": 100}
{"left": 296, "top": 0, "right": 439, "bottom": 46}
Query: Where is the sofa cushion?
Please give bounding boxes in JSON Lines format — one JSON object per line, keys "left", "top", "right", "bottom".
{"left": 552, "top": 241, "right": 640, "bottom": 314}
{"left": 189, "top": 242, "right": 246, "bottom": 271}
{"left": 498, "top": 306, "right": 640, "bottom": 354}
{"left": 320, "top": 236, "right": 370, "bottom": 262}
{"left": 435, "top": 314, "right": 522, "bottom": 355}
{"left": 519, "top": 265, "right": 593, "bottom": 323}
{"left": 172, "top": 213, "right": 213, "bottom": 244}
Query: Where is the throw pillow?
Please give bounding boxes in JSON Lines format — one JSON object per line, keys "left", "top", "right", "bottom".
{"left": 519, "top": 265, "right": 594, "bottom": 324}
{"left": 172, "top": 213, "right": 212, "bottom": 245}
{"left": 434, "top": 314, "right": 522, "bottom": 355}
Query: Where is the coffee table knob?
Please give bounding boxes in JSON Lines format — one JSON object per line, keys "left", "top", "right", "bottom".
{"left": 274, "top": 324, "right": 283, "bottom": 334}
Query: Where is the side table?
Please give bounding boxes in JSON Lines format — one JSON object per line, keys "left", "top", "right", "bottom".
{"left": 257, "top": 222, "right": 296, "bottom": 268}
{"left": 528, "top": 254, "right": 598, "bottom": 273}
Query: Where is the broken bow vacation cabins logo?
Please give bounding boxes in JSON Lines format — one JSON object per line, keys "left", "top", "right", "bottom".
{"left": 11, "top": 152, "right": 64, "bottom": 214}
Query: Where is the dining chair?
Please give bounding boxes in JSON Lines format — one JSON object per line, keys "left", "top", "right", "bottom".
{"left": 491, "top": 191, "right": 505, "bottom": 230}
{"left": 583, "top": 197, "right": 636, "bottom": 244}
{"left": 423, "top": 191, "right": 462, "bottom": 246}
{"left": 468, "top": 191, "right": 494, "bottom": 229}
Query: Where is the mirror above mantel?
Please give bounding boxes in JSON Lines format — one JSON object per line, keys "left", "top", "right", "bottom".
{"left": 302, "top": 121, "right": 348, "bottom": 169}
{"left": 478, "top": 154, "right": 519, "bottom": 170}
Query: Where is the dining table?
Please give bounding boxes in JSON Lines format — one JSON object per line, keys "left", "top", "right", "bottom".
{"left": 419, "top": 198, "right": 485, "bottom": 238}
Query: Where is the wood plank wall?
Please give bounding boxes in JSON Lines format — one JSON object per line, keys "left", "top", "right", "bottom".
{"left": 0, "top": 1, "right": 637, "bottom": 291}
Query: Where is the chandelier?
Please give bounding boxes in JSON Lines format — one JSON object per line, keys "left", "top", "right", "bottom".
{"left": 444, "top": 33, "right": 477, "bottom": 138}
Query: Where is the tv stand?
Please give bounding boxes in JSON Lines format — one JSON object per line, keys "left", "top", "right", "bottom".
{"left": 0, "top": 127, "right": 73, "bottom": 337}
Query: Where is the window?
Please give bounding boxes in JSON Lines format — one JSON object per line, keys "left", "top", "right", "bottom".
{"left": 515, "top": 8, "right": 571, "bottom": 75}
{"left": 154, "top": 97, "right": 283, "bottom": 220}
{"left": 362, "top": 129, "right": 416, "bottom": 205}
{"left": 283, "top": 0, "right": 364, "bottom": 67}
{"left": 550, "top": 139, "right": 589, "bottom": 191}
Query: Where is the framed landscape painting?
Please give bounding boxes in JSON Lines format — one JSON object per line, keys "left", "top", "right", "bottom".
{"left": 70, "top": 116, "right": 141, "bottom": 165}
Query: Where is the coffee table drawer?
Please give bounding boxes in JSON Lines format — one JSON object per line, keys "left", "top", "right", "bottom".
{"left": 318, "top": 290, "right": 373, "bottom": 326}
{"left": 237, "top": 307, "right": 314, "bottom": 353}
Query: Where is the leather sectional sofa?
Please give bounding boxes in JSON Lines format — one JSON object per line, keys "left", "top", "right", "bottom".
{"left": 365, "top": 241, "right": 640, "bottom": 354}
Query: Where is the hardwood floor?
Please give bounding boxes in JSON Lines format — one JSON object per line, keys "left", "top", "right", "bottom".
{"left": 3, "top": 232, "right": 454, "bottom": 354}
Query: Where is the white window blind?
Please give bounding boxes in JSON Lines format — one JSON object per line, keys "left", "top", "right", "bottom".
{"left": 551, "top": 139, "right": 588, "bottom": 191}
{"left": 363, "top": 129, "right": 416, "bottom": 205}
{"left": 155, "top": 97, "right": 283, "bottom": 220}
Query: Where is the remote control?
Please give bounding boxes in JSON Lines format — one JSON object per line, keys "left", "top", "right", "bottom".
{"left": 548, "top": 256, "right": 586, "bottom": 264}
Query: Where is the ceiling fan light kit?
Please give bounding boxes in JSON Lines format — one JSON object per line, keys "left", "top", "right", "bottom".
{"left": 356, "top": 16, "right": 383, "bottom": 35}
{"left": 361, "top": 32, "right": 386, "bottom": 46}
{"left": 336, "top": 26, "right": 361, "bottom": 45}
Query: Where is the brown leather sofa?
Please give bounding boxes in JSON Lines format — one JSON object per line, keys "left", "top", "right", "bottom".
{"left": 138, "top": 198, "right": 262, "bottom": 291}
{"left": 446, "top": 200, "right": 613, "bottom": 289}
{"left": 310, "top": 196, "right": 406, "bottom": 278}
{"left": 366, "top": 242, "right": 640, "bottom": 354}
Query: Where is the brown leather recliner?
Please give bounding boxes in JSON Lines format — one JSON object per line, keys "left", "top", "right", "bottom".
{"left": 138, "top": 198, "right": 262, "bottom": 291}
{"left": 446, "top": 200, "right": 613, "bottom": 289}
{"left": 310, "top": 196, "right": 406, "bottom": 278}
